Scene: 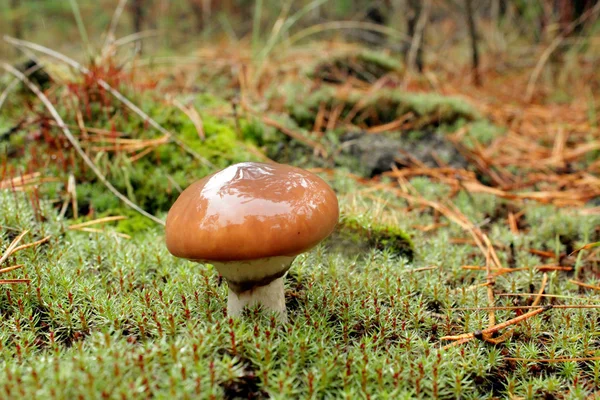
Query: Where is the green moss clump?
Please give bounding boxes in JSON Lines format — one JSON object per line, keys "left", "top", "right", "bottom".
{"left": 308, "top": 49, "right": 403, "bottom": 83}
{"left": 288, "top": 86, "right": 479, "bottom": 130}
{"left": 97, "top": 208, "right": 160, "bottom": 235}
{"left": 357, "top": 50, "right": 403, "bottom": 73}
{"left": 332, "top": 214, "right": 414, "bottom": 260}
{"left": 180, "top": 117, "right": 256, "bottom": 168}
{"left": 240, "top": 118, "right": 278, "bottom": 147}
{"left": 240, "top": 116, "right": 334, "bottom": 168}
{"left": 463, "top": 119, "right": 505, "bottom": 147}
{"left": 144, "top": 96, "right": 259, "bottom": 168}
{"left": 2, "top": 169, "right": 600, "bottom": 399}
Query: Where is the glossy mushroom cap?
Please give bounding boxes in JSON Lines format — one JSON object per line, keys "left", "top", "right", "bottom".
{"left": 165, "top": 162, "right": 339, "bottom": 262}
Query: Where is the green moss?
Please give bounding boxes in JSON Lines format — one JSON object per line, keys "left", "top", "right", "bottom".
{"left": 189, "top": 116, "right": 254, "bottom": 166}
{"left": 240, "top": 118, "right": 280, "bottom": 147}
{"left": 2, "top": 172, "right": 600, "bottom": 399}
{"left": 99, "top": 208, "right": 160, "bottom": 235}
{"left": 76, "top": 182, "right": 121, "bottom": 213}
{"left": 463, "top": 119, "right": 506, "bottom": 147}
{"left": 357, "top": 50, "right": 404, "bottom": 73}
{"left": 288, "top": 86, "right": 480, "bottom": 130}
{"left": 240, "top": 115, "right": 335, "bottom": 168}
{"left": 333, "top": 214, "right": 414, "bottom": 260}
{"left": 145, "top": 96, "right": 259, "bottom": 168}
{"left": 308, "top": 49, "right": 403, "bottom": 83}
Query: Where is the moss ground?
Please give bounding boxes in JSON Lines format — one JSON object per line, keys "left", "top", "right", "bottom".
{"left": 2, "top": 176, "right": 599, "bottom": 398}
{"left": 1, "top": 24, "right": 600, "bottom": 400}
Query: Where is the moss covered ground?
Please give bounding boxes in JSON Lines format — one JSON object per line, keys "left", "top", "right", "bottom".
{"left": 1, "top": 11, "right": 600, "bottom": 399}
{"left": 2, "top": 169, "right": 600, "bottom": 398}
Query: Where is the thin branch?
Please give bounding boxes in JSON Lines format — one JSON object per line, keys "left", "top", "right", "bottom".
{"left": 497, "top": 293, "right": 586, "bottom": 300}
{"left": 569, "top": 279, "right": 600, "bottom": 291}
{"left": 9, "top": 235, "right": 51, "bottom": 254}
{"left": 0, "top": 230, "right": 28, "bottom": 266}
{"left": 0, "top": 264, "right": 23, "bottom": 274}
{"left": 68, "top": 216, "right": 127, "bottom": 230}
{"left": 113, "top": 30, "right": 160, "bottom": 48}
{"left": 284, "top": 21, "right": 409, "bottom": 49}
{"left": 484, "top": 248, "right": 496, "bottom": 329}
{"left": 569, "top": 241, "right": 600, "bottom": 256}
{"left": 532, "top": 273, "right": 548, "bottom": 307}
{"left": 103, "top": 0, "right": 129, "bottom": 49}
{"left": 441, "top": 305, "right": 553, "bottom": 341}
{"left": 403, "top": 265, "right": 438, "bottom": 273}
{"left": 0, "top": 279, "right": 30, "bottom": 284}
{"left": 481, "top": 328, "right": 514, "bottom": 345}
{"left": 441, "top": 336, "right": 473, "bottom": 350}
{"left": 0, "top": 62, "right": 43, "bottom": 111}
{"left": 74, "top": 227, "right": 131, "bottom": 239}
{"left": 505, "top": 356, "right": 600, "bottom": 363}
{"left": 450, "top": 305, "right": 600, "bottom": 311}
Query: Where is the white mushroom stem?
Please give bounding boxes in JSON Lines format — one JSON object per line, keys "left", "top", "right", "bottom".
{"left": 211, "top": 256, "right": 295, "bottom": 321}
{"left": 227, "top": 277, "right": 287, "bottom": 320}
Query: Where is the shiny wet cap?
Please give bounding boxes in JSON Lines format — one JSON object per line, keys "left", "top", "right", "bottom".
{"left": 165, "top": 162, "right": 339, "bottom": 261}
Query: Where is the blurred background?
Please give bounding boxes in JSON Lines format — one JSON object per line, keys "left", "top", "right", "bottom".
{"left": 2, "top": 1, "right": 599, "bottom": 89}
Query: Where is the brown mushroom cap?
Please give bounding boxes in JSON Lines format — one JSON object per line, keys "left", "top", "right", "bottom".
{"left": 165, "top": 162, "right": 339, "bottom": 262}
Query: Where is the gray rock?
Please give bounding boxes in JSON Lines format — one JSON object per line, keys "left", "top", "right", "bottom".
{"left": 339, "top": 129, "right": 469, "bottom": 177}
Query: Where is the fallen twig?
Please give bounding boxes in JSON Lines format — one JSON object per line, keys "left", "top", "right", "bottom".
{"left": 9, "top": 235, "right": 51, "bottom": 254}
{"left": 441, "top": 305, "right": 553, "bottom": 341}
{"left": 0, "top": 264, "right": 23, "bottom": 274}
{"left": 259, "top": 115, "right": 327, "bottom": 157}
{"left": 505, "top": 356, "right": 600, "bottom": 363}
{"left": 68, "top": 216, "right": 127, "bottom": 230}
{"left": 569, "top": 279, "right": 600, "bottom": 291}
{"left": 450, "top": 305, "right": 600, "bottom": 311}
{"left": 0, "top": 230, "right": 29, "bottom": 266}
{"left": 0, "top": 279, "right": 31, "bottom": 284}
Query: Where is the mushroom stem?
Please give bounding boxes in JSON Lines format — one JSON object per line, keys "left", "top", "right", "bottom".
{"left": 227, "top": 277, "right": 287, "bottom": 321}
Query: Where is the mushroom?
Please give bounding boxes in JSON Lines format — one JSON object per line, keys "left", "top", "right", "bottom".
{"left": 165, "top": 162, "right": 339, "bottom": 320}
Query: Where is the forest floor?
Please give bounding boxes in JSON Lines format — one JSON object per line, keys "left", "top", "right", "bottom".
{"left": 1, "top": 30, "right": 600, "bottom": 399}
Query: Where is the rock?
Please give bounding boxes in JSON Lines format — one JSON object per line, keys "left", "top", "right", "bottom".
{"left": 339, "top": 129, "right": 469, "bottom": 177}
